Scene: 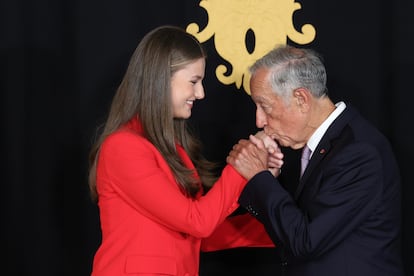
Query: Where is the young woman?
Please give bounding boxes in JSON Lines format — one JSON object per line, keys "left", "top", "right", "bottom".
{"left": 88, "top": 25, "right": 282, "bottom": 276}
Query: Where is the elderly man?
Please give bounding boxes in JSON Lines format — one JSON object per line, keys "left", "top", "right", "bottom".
{"left": 227, "top": 45, "right": 404, "bottom": 276}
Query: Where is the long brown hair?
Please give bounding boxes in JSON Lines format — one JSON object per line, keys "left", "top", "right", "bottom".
{"left": 88, "top": 25, "right": 217, "bottom": 201}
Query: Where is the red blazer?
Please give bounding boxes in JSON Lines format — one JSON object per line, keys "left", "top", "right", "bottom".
{"left": 91, "top": 118, "right": 273, "bottom": 276}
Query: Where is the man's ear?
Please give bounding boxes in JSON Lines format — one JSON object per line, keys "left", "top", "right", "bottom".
{"left": 293, "top": 88, "right": 310, "bottom": 112}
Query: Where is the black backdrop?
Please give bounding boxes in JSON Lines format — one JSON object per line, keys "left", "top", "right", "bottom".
{"left": 2, "top": 1, "right": 414, "bottom": 275}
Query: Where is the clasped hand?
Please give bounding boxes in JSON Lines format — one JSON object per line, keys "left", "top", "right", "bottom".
{"left": 226, "top": 131, "right": 284, "bottom": 180}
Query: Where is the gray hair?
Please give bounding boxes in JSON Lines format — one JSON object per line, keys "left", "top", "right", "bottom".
{"left": 249, "top": 45, "right": 327, "bottom": 100}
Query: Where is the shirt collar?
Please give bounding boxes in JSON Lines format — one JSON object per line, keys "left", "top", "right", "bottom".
{"left": 307, "top": 101, "right": 346, "bottom": 157}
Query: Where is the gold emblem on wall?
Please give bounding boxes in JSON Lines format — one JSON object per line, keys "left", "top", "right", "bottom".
{"left": 187, "top": 0, "right": 316, "bottom": 94}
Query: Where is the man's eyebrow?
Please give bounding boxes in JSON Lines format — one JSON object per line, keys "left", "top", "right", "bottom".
{"left": 252, "top": 95, "right": 266, "bottom": 102}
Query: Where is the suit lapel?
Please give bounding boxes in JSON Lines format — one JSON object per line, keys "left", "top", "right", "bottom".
{"left": 293, "top": 105, "right": 356, "bottom": 200}
{"left": 294, "top": 141, "right": 331, "bottom": 200}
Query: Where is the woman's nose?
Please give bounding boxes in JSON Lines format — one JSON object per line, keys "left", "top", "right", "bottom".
{"left": 195, "top": 85, "right": 205, "bottom": 99}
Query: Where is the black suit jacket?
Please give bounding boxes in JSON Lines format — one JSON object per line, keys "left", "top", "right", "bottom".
{"left": 239, "top": 104, "right": 404, "bottom": 276}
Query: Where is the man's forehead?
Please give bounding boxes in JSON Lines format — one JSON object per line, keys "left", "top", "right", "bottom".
{"left": 251, "top": 91, "right": 276, "bottom": 104}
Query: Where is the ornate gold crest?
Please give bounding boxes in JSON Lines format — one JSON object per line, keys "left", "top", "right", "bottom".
{"left": 187, "top": 0, "right": 316, "bottom": 94}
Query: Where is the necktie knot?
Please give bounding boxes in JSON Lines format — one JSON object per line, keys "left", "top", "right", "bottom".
{"left": 300, "top": 145, "right": 312, "bottom": 177}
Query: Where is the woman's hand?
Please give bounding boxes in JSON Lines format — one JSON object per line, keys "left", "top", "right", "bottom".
{"left": 226, "top": 137, "right": 268, "bottom": 180}
{"left": 253, "top": 131, "right": 284, "bottom": 177}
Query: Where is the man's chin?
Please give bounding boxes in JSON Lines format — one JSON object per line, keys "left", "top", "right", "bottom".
{"left": 273, "top": 137, "right": 285, "bottom": 146}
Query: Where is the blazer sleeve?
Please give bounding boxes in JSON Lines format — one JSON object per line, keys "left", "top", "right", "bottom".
{"left": 98, "top": 131, "right": 247, "bottom": 238}
{"left": 238, "top": 142, "right": 383, "bottom": 259}
{"left": 200, "top": 213, "right": 275, "bottom": 252}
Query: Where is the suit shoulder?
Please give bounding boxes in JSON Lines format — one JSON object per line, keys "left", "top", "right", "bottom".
{"left": 101, "top": 128, "right": 153, "bottom": 156}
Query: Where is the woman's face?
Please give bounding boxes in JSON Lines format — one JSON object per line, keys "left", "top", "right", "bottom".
{"left": 171, "top": 58, "right": 205, "bottom": 119}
